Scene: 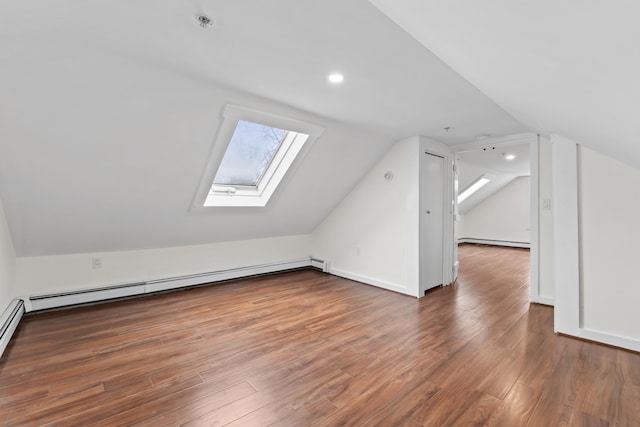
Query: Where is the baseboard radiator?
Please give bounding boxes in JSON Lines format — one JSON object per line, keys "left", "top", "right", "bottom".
{"left": 1, "top": 257, "right": 329, "bottom": 356}
{"left": 458, "top": 238, "right": 530, "bottom": 249}
{"left": 0, "top": 299, "right": 25, "bottom": 358}
{"left": 26, "top": 257, "right": 328, "bottom": 312}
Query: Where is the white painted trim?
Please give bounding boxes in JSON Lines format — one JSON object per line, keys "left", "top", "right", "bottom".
{"left": 551, "top": 136, "right": 640, "bottom": 352}
{"left": 330, "top": 268, "right": 413, "bottom": 297}
{"left": 26, "top": 257, "right": 318, "bottom": 312}
{"left": 0, "top": 299, "right": 25, "bottom": 358}
{"left": 458, "top": 238, "right": 530, "bottom": 249}
{"left": 452, "top": 133, "right": 540, "bottom": 302}
{"left": 451, "top": 133, "right": 538, "bottom": 153}
{"left": 577, "top": 328, "right": 640, "bottom": 353}
{"left": 419, "top": 137, "right": 454, "bottom": 293}
{"left": 529, "top": 137, "right": 540, "bottom": 305}
{"left": 191, "top": 105, "right": 325, "bottom": 210}
{"left": 450, "top": 133, "right": 535, "bottom": 152}
{"left": 551, "top": 135, "right": 581, "bottom": 336}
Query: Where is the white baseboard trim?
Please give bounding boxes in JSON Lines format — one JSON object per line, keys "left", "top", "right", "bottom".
{"left": 531, "top": 296, "right": 555, "bottom": 306}
{"left": 560, "top": 327, "right": 640, "bottom": 353}
{"left": 330, "top": 268, "right": 414, "bottom": 297}
{"left": 26, "top": 257, "right": 323, "bottom": 312}
{"left": 458, "top": 238, "right": 530, "bottom": 249}
{"left": 0, "top": 299, "right": 25, "bottom": 358}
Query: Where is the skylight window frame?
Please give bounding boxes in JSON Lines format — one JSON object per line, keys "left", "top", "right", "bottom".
{"left": 192, "top": 105, "right": 324, "bottom": 209}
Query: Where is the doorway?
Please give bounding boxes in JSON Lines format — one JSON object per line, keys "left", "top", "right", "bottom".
{"left": 453, "top": 135, "right": 539, "bottom": 299}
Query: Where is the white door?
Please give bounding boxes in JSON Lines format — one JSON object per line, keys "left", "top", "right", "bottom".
{"left": 422, "top": 153, "right": 444, "bottom": 293}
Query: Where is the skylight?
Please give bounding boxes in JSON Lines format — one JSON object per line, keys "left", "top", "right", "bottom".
{"left": 458, "top": 174, "right": 492, "bottom": 204}
{"left": 192, "top": 105, "right": 324, "bottom": 208}
{"left": 213, "top": 121, "right": 288, "bottom": 187}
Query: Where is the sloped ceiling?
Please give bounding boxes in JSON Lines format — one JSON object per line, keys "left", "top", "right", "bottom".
{"left": 370, "top": 0, "right": 640, "bottom": 170}
{"left": 0, "top": 0, "right": 527, "bottom": 256}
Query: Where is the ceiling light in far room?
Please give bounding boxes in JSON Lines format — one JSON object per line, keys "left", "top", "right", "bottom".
{"left": 503, "top": 153, "right": 516, "bottom": 160}
{"left": 328, "top": 73, "right": 344, "bottom": 84}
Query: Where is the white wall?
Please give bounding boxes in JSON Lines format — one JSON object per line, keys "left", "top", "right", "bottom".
{"left": 552, "top": 135, "right": 639, "bottom": 351}
{"left": 311, "top": 138, "right": 416, "bottom": 296}
{"left": 458, "top": 176, "right": 530, "bottom": 244}
{"left": 538, "top": 135, "right": 555, "bottom": 300}
{"left": 14, "top": 234, "right": 310, "bottom": 297}
{"left": 0, "top": 196, "right": 16, "bottom": 309}
{"left": 580, "top": 146, "right": 640, "bottom": 341}
{"left": 0, "top": 55, "right": 391, "bottom": 258}
{"left": 311, "top": 136, "right": 452, "bottom": 298}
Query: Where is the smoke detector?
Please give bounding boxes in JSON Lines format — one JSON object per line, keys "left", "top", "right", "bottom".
{"left": 195, "top": 14, "right": 214, "bottom": 28}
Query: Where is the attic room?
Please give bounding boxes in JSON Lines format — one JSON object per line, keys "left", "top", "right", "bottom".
{"left": 1, "top": 0, "right": 640, "bottom": 425}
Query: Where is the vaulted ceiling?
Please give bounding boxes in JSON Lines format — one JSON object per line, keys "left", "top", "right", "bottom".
{"left": 370, "top": 0, "right": 640, "bottom": 169}
{"left": 0, "top": 0, "right": 527, "bottom": 256}
{"left": 5, "top": 1, "right": 635, "bottom": 257}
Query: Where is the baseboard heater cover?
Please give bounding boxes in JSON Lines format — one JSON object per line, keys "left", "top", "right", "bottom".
{"left": 145, "top": 258, "right": 313, "bottom": 293}
{"left": 29, "top": 282, "right": 147, "bottom": 311}
{"left": 310, "top": 258, "right": 330, "bottom": 273}
{"left": 458, "top": 238, "right": 530, "bottom": 249}
{"left": 0, "top": 299, "right": 25, "bottom": 358}
{"left": 26, "top": 257, "right": 325, "bottom": 312}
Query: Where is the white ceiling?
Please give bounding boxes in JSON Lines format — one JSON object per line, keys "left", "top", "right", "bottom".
{"left": 457, "top": 143, "right": 531, "bottom": 178}
{"left": 0, "top": 0, "right": 527, "bottom": 256}
{"left": 370, "top": 0, "right": 640, "bottom": 170}
{"left": 456, "top": 142, "right": 530, "bottom": 214}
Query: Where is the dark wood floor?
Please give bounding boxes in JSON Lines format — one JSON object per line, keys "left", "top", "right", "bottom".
{"left": 1, "top": 245, "right": 639, "bottom": 426}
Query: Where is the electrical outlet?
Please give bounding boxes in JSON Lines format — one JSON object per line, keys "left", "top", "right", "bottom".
{"left": 92, "top": 257, "right": 102, "bottom": 269}
{"left": 543, "top": 198, "right": 551, "bottom": 210}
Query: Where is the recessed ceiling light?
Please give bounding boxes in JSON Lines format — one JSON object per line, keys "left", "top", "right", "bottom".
{"left": 328, "top": 73, "right": 344, "bottom": 84}
{"left": 504, "top": 153, "right": 516, "bottom": 160}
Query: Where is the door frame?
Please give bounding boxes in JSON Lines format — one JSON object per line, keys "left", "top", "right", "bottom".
{"left": 450, "top": 133, "right": 541, "bottom": 303}
{"left": 418, "top": 137, "right": 455, "bottom": 296}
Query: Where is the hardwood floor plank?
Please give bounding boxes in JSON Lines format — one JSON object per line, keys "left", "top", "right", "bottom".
{"left": 477, "top": 328, "right": 547, "bottom": 399}
{"left": 448, "top": 392, "right": 500, "bottom": 426}
{"left": 128, "top": 381, "right": 257, "bottom": 427}
{"left": 1, "top": 245, "right": 639, "bottom": 425}
{"left": 224, "top": 373, "right": 347, "bottom": 427}
{"left": 266, "top": 398, "right": 337, "bottom": 427}
{"left": 368, "top": 380, "right": 440, "bottom": 426}
{"left": 314, "top": 359, "right": 440, "bottom": 426}
{"left": 485, "top": 381, "right": 542, "bottom": 426}
{"left": 181, "top": 368, "right": 348, "bottom": 426}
